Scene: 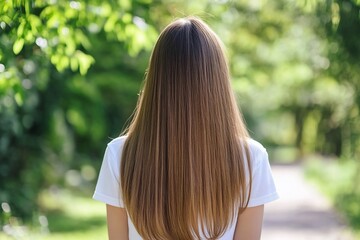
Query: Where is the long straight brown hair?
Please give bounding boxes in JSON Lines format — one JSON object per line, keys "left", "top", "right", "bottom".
{"left": 121, "top": 16, "right": 252, "bottom": 240}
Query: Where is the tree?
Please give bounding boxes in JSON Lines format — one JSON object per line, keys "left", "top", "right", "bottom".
{"left": 0, "top": 0, "right": 157, "bottom": 219}
{"left": 293, "top": 0, "right": 360, "bottom": 158}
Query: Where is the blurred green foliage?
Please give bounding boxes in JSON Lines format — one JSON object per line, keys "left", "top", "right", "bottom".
{"left": 0, "top": 0, "right": 360, "bottom": 236}
{"left": 0, "top": 0, "right": 158, "bottom": 222}
{"left": 223, "top": 0, "right": 360, "bottom": 158}
{"left": 306, "top": 158, "right": 360, "bottom": 231}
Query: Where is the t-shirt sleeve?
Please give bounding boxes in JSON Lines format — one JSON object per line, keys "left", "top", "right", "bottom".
{"left": 93, "top": 145, "right": 124, "bottom": 208}
{"left": 247, "top": 147, "right": 279, "bottom": 207}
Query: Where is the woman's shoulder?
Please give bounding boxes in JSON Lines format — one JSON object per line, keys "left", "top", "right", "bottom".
{"left": 247, "top": 138, "right": 267, "bottom": 154}
{"left": 246, "top": 138, "right": 269, "bottom": 168}
{"left": 106, "top": 135, "right": 128, "bottom": 157}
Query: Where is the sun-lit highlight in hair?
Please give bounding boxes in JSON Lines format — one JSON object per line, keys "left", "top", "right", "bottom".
{"left": 120, "top": 16, "right": 252, "bottom": 240}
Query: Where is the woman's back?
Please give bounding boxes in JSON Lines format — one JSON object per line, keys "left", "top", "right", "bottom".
{"left": 94, "top": 136, "right": 278, "bottom": 239}
{"left": 93, "top": 16, "right": 279, "bottom": 239}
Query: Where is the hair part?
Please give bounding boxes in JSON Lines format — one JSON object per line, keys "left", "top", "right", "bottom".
{"left": 120, "top": 16, "right": 252, "bottom": 239}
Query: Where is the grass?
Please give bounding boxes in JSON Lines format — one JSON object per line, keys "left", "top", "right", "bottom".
{"left": 0, "top": 190, "right": 108, "bottom": 240}
{"left": 305, "top": 157, "right": 360, "bottom": 238}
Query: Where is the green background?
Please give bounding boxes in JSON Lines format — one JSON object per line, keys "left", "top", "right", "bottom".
{"left": 1, "top": 0, "right": 359, "bottom": 238}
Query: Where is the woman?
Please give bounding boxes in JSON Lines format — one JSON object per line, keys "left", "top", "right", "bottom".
{"left": 93, "top": 16, "right": 279, "bottom": 240}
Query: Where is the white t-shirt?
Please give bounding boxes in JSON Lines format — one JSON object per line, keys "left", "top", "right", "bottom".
{"left": 93, "top": 136, "right": 279, "bottom": 239}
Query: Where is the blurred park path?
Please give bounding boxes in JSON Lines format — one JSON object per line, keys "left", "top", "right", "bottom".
{"left": 262, "top": 164, "right": 354, "bottom": 240}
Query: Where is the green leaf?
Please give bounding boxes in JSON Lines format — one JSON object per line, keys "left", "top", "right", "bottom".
{"left": 76, "top": 51, "right": 95, "bottom": 75}
{"left": 58, "top": 56, "right": 70, "bottom": 71}
{"left": 28, "top": 14, "right": 42, "bottom": 34}
{"left": 70, "top": 58, "right": 78, "bottom": 71}
{"left": 118, "top": 0, "right": 131, "bottom": 10}
{"left": 104, "top": 13, "right": 118, "bottom": 32}
{"left": 14, "top": 92, "right": 23, "bottom": 106}
{"left": 13, "top": 38, "right": 25, "bottom": 54}
{"left": 25, "top": 0, "right": 31, "bottom": 16}
{"left": 1, "top": 15, "right": 12, "bottom": 25}
{"left": 17, "top": 21, "right": 26, "bottom": 36}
